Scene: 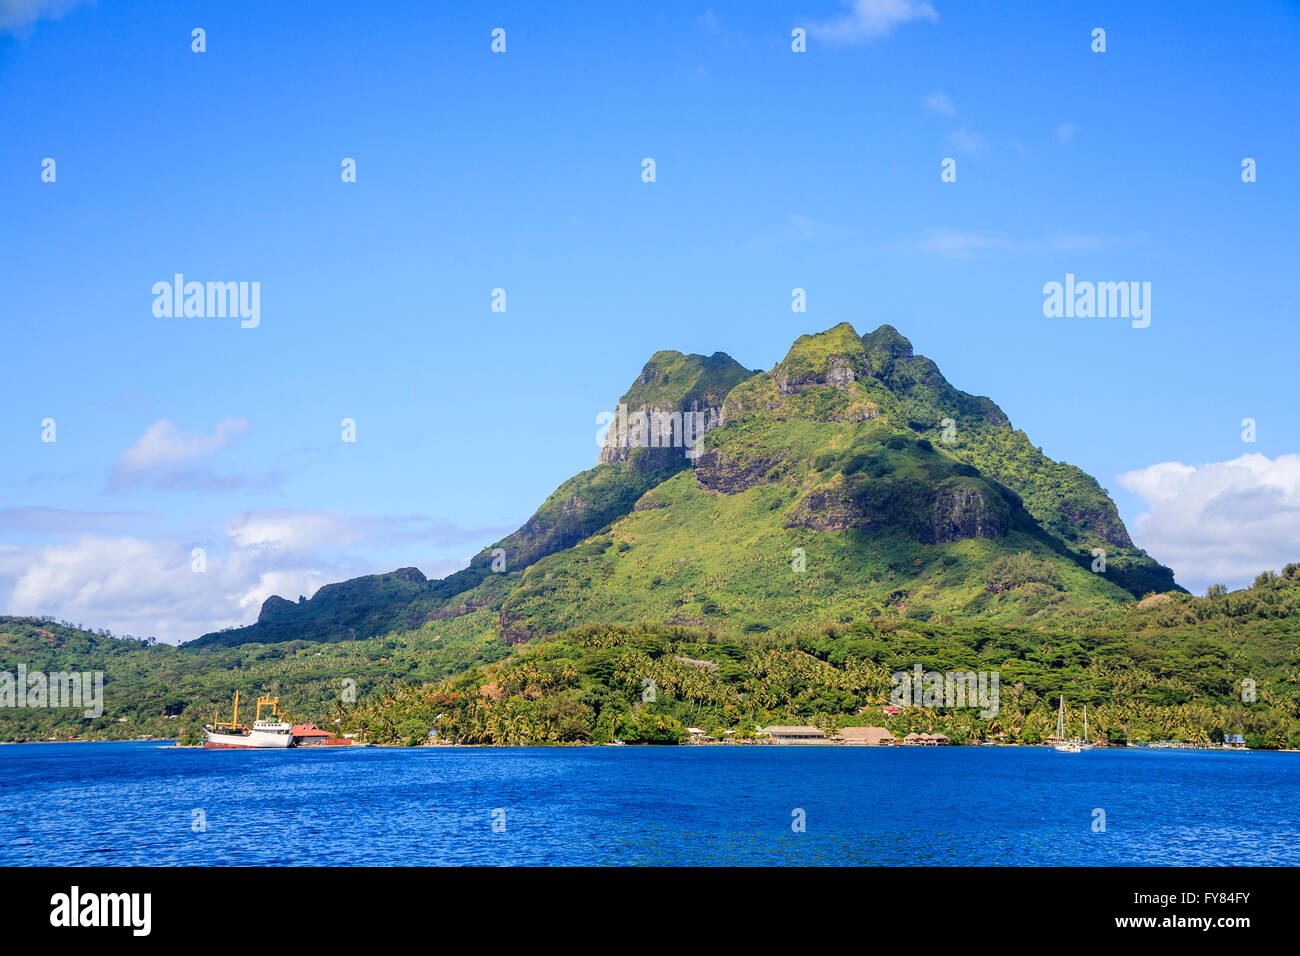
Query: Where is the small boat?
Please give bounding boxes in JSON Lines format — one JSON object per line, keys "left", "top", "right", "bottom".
{"left": 203, "top": 692, "right": 293, "bottom": 749}
{"left": 1053, "top": 695, "right": 1081, "bottom": 753}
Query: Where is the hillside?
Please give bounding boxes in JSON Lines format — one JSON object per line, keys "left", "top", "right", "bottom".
{"left": 190, "top": 323, "right": 1178, "bottom": 650}
{"left": 343, "top": 565, "right": 1300, "bottom": 749}
{"left": 188, "top": 349, "right": 757, "bottom": 649}
{"left": 0, "top": 615, "right": 506, "bottom": 742}
{"left": 4, "top": 565, "right": 1297, "bottom": 747}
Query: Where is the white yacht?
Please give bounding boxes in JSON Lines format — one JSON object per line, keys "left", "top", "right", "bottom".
{"left": 1053, "top": 695, "right": 1081, "bottom": 753}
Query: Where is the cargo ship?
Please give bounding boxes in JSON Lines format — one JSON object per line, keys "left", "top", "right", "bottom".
{"left": 202, "top": 692, "right": 355, "bottom": 748}
{"left": 203, "top": 692, "right": 293, "bottom": 749}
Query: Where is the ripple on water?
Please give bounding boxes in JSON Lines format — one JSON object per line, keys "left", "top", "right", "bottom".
{"left": 0, "top": 743, "right": 1295, "bottom": 865}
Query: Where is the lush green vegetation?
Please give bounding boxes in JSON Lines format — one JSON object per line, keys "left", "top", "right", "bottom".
{"left": 3, "top": 566, "right": 1297, "bottom": 749}
{"left": 0, "top": 613, "right": 508, "bottom": 743}
{"left": 345, "top": 568, "right": 1300, "bottom": 749}
{"left": 607, "top": 348, "right": 756, "bottom": 414}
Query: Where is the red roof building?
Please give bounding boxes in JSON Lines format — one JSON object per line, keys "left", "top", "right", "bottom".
{"left": 291, "top": 724, "right": 333, "bottom": 738}
{"left": 290, "top": 724, "right": 354, "bottom": 746}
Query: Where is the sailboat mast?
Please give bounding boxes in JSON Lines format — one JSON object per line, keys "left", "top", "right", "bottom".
{"left": 1083, "top": 704, "right": 1088, "bottom": 743}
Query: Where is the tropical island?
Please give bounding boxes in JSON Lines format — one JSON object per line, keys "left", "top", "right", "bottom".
{"left": 3, "top": 325, "right": 1296, "bottom": 749}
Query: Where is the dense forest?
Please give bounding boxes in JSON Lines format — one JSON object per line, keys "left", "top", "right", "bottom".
{"left": 3, "top": 564, "right": 1297, "bottom": 749}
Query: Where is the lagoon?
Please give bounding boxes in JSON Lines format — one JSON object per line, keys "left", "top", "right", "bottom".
{"left": 1, "top": 742, "right": 1294, "bottom": 866}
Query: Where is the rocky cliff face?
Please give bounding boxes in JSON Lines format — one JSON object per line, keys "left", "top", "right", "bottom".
{"left": 598, "top": 350, "right": 753, "bottom": 465}
{"left": 777, "top": 352, "right": 857, "bottom": 394}
{"left": 694, "top": 449, "right": 783, "bottom": 495}
{"left": 256, "top": 595, "right": 295, "bottom": 624}
{"left": 927, "top": 486, "right": 1009, "bottom": 543}
{"left": 783, "top": 474, "right": 1010, "bottom": 544}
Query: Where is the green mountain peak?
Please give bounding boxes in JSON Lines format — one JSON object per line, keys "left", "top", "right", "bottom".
{"left": 190, "top": 323, "right": 1180, "bottom": 649}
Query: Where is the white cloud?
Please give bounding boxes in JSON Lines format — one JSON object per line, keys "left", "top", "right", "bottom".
{"left": 808, "top": 0, "right": 938, "bottom": 43}
{"left": 227, "top": 511, "right": 370, "bottom": 552}
{"left": 1056, "top": 122, "right": 1079, "bottom": 145}
{"left": 0, "top": 534, "right": 340, "bottom": 643}
{"left": 923, "top": 91, "right": 956, "bottom": 116}
{"left": 0, "top": 509, "right": 509, "bottom": 643}
{"left": 225, "top": 509, "right": 499, "bottom": 553}
{"left": 1119, "top": 454, "right": 1300, "bottom": 593}
{"left": 0, "top": 0, "right": 93, "bottom": 33}
{"left": 108, "top": 418, "right": 248, "bottom": 492}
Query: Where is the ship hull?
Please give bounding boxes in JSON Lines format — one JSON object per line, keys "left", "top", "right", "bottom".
{"left": 203, "top": 728, "right": 293, "bottom": 749}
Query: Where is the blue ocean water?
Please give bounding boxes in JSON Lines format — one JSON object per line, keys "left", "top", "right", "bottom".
{"left": 0, "top": 742, "right": 1295, "bottom": 866}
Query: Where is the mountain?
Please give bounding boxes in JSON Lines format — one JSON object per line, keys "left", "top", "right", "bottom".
{"left": 188, "top": 323, "right": 1178, "bottom": 650}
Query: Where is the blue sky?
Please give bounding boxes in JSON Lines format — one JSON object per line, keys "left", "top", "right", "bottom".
{"left": 3, "top": 0, "right": 1299, "bottom": 641}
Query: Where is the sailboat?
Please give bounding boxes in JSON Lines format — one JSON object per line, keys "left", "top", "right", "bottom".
{"left": 1053, "top": 695, "right": 1081, "bottom": 753}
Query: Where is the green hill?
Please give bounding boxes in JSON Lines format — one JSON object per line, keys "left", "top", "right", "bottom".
{"left": 341, "top": 567, "right": 1300, "bottom": 750}
{"left": 0, "top": 615, "right": 507, "bottom": 742}
{"left": 5, "top": 565, "right": 1296, "bottom": 747}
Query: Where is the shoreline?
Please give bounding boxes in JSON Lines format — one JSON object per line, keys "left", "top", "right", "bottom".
{"left": 3, "top": 737, "right": 1284, "bottom": 753}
